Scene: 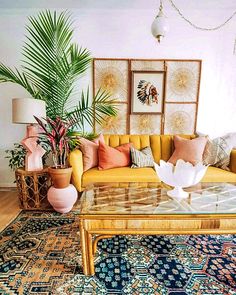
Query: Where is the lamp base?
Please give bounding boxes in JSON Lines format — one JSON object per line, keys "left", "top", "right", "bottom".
{"left": 21, "top": 124, "right": 45, "bottom": 171}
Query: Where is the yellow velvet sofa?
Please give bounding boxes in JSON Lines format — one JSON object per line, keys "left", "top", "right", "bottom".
{"left": 69, "top": 134, "right": 236, "bottom": 192}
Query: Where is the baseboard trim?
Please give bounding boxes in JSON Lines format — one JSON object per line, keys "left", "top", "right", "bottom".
{"left": 0, "top": 182, "right": 16, "bottom": 188}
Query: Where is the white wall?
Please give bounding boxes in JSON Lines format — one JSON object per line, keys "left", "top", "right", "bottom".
{"left": 0, "top": 0, "right": 236, "bottom": 186}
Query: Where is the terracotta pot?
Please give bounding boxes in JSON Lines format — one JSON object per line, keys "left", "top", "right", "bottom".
{"left": 48, "top": 167, "right": 72, "bottom": 189}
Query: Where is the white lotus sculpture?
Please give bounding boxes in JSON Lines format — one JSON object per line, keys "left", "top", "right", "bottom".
{"left": 154, "top": 159, "right": 208, "bottom": 200}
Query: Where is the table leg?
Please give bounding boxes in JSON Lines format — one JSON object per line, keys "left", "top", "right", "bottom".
{"left": 87, "top": 233, "right": 95, "bottom": 275}
{"left": 79, "top": 219, "right": 90, "bottom": 275}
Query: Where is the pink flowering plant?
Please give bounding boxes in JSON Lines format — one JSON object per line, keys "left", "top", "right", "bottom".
{"left": 34, "top": 116, "right": 79, "bottom": 169}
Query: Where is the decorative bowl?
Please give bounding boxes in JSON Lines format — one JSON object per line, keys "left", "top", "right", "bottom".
{"left": 154, "top": 159, "right": 208, "bottom": 200}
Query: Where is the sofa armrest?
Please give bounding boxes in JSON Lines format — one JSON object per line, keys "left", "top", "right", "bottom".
{"left": 69, "top": 149, "right": 83, "bottom": 192}
{"left": 230, "top": 149, "right": 236, "bottom": 173}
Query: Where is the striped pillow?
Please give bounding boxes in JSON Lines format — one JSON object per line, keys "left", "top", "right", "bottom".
{"left": 131, "top": 146, "right": 154, "bottom": 168}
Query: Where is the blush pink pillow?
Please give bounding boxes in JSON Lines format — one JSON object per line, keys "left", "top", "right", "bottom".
{"left": 79, "top": 134, "right": 105, "bottom": 171}
{"left": 98, "top": 142, "right": 132, "bottom": 170}
{"left": 168, "top": 135, "right": 207, "bottom": 165}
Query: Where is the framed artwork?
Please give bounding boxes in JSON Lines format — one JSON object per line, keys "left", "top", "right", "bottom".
{"left": 95, "top": 103, "right": 128, "bottom": 134}
{"left": 131, "top": 71, "right": 165, "bottom": 114}
{"left": 131, "top": 59, "right": 164, "bottom": 71}
{"left": 164, "top": 103, "right": 197, "bottom": 134}
{"left": 165, "top": 61, "right": 201, "bottom": 102}
{"left": 93, "top": 58, "right": 201, "bottom": 135}
{"left": 93, "top": 59, "right": 129, "bottom": 102}
{"left": 130, "top": 114, "right": 162, "bottom": 134}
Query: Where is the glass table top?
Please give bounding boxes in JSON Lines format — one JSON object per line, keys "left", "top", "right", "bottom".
{"left": 79, "top": 182, "right": 236, "bottom": 215}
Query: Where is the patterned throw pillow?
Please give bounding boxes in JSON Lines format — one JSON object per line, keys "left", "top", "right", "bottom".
{"left": 131, "top": 146, "right": 154, "bottom": 168}
{"left": 203, "top": 135, "right": 233, "bottom": 170}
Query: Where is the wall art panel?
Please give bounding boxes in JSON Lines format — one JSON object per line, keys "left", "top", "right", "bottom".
{"left": 130, "top": 114, "right": 162, "bottom": 134}
{"left": 93, "top": 59, "right": 129, "bottom": 102}
{"left": 95, "top": 103, "right": 128, "bottom": 134}
{"left": 164, "top": 103, "right": 197, "bottom": 135}
{"left": 166, "top": 61, "right": 201, "bottom": 102}
{"left": 131, "top": 60, "right": 164, "bottom": 71}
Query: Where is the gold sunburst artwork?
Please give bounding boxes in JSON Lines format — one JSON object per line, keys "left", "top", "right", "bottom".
{"left": 94, "top": 59, "right": 128, "bottom": 102}
{"left": 130, "top": 114, "right": 161, "bottom": 134}
{"left": 164, "top": 103, "right": 196, "bottom": 134}
{"left": 166, "top": 61, "right": 200, "bottom": 102}
{"left": 131, "top": 60, "right": 164, "bottom": 71}
{"left": 95, "top": 104, "right": 127, "bottom": 134}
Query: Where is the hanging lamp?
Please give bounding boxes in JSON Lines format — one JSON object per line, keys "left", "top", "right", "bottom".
{"left": 151, "top": 0, "right": 169, "bottom": 43}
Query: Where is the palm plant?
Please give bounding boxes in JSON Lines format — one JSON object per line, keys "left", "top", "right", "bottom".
{"left": 0, "top": 10, "right": 117, "bottom": 128}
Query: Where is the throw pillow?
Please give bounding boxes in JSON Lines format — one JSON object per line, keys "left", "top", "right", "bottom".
{"left": 203, "top": 134, "right": 234, "bottom": 170}
{"left": 168, "top": 135, "right": 207, "bottom": 165}
{"left": 131, "top": 146, "right": 154, "bottom": 168}
{"left": 79, "top": 134, "right": 105, "bottom": 171}
{"left": 98, "top": 142, "right": 132, "bottom": 170}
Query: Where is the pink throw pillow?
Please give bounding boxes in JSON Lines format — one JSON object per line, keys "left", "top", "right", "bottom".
{"left": 168, "top": 135, "right": 207, "bottom": 165}
{"left": 98, "top": 142, "right": 132, "bottom": 170}
{"left": 79, "top": 134, "right": 105, "bottom": 171}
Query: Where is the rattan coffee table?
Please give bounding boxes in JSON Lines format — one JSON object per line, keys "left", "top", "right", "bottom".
{"left": 78, "top": 182, "right": 236, "bottom": 275}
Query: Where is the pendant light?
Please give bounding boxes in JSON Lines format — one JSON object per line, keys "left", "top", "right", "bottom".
{"left": 151, "top": 0, "right": 169, "bottom": 43}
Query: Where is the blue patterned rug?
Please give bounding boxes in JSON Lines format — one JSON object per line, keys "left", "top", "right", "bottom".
{"left": 0, "top": 211, "right": 235, "bottom": 294}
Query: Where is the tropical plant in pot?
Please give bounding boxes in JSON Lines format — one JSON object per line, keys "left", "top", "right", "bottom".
{"left": 34, "top": 116, "right": 78, "bottom": 189}
{"left": 1, "top": 10, "right": 118, "bottom": 177}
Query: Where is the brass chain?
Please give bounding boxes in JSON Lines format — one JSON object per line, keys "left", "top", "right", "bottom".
{"left": 168, "top": 0, "right": 236, "bottom": 31}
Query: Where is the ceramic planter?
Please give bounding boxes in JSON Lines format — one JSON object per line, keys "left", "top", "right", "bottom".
{"left": 47, "top": 184, "right": 77, "bottom": 213}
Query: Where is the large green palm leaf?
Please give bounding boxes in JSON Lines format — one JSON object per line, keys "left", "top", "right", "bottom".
{"left": 0, "top": 10, "right": 117, "bottom": 126}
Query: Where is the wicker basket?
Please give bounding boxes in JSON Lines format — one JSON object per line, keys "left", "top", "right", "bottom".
{"left": 15, "top": 167, "right": 52, "bottom": 209}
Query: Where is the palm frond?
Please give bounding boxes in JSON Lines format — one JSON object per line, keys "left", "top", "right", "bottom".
{"left": 0, "top": 63, "right": 39, "bottom": 98}
{"left": 22, "top": 10, "right": 91, "bottom": 119}
{"left": 66, "top": 88, "right": 118, "bottom": 130}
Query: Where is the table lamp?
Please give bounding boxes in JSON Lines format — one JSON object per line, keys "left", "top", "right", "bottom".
{"left": 12, "top": 98, "right": 46, "bottom": 171}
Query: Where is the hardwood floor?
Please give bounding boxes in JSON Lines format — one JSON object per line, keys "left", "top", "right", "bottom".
{"left": 0, "top": 189, "right": 21, "bottom": 231}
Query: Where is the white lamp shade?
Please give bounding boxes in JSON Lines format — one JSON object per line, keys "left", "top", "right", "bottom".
{"left": 151, "top": 14, "right": 169, "bottom": 39}
{"left": 12, "top": 98, "right": 46, "bottom": 124}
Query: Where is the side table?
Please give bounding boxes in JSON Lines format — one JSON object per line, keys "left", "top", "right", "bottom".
{"left": 15, "top": 167, "right": 52, "bottom": 209}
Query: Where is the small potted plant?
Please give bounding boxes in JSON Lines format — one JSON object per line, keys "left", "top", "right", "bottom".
{"left": 34, "top": 116, "right": 78, "bottom": 189}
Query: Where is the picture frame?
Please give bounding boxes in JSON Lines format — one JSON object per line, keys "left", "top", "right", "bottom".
{"left": 131, "top": 70, "right": 165, "bottom": 114}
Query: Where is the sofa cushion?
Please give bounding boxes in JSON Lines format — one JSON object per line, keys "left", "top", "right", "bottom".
{"left": 98, "top": 142, "right": 132, "bottom": 170}
{"left": 79, "top": 134, "right": 105, "bottom": 171}
{"left": 201, "top": 166, "right": 236, "bottom": 182}
{"left": 82, "top": 167, "right": 160, "bottom": 187}
{"left": 131, "top": 146, "right": 154, "bottom": 168}
{"left": 168, "top": 135, "right": 207, "bottom": 165}
{"left": 203, "top": 135, "right": 234, "bottom": 171}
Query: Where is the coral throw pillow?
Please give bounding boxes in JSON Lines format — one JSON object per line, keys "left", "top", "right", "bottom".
{"left": 168, "top": 135, "right": 207, "bottom": 165}
{"left": 98, "top": 142, "right": 132, "bottom": 170}
{"left": 79, "top": 134, "right": 105, "bottom": 171}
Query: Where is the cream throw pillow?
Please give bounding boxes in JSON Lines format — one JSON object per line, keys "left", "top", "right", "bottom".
{"left": 203, "top": 134, "right": 234, "bottom": 170}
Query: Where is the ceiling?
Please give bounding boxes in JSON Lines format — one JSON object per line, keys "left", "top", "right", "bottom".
{"left": 0, "top": 0, "right": 235, "bottom": 10}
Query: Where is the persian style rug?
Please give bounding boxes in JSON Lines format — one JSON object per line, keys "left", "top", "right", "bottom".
{"left": 0, "top": 211, "right": 235, "bottom": 294}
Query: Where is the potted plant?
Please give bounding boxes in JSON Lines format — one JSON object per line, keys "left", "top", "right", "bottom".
{"left": 0, "top": 10, "right": 117, "bottom": 137}
{"left": 34, "top": 116, "right": 78, "bottom": 189}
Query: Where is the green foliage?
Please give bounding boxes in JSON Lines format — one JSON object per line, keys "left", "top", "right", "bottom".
{"left": 5, "top": 142, "right": 50, "bottom": 171}
{"left": 0, "top": 10, "right": 117, "bottom": 128}
{"left": 5, "top": 144, "right": 26, "bottom": 170}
